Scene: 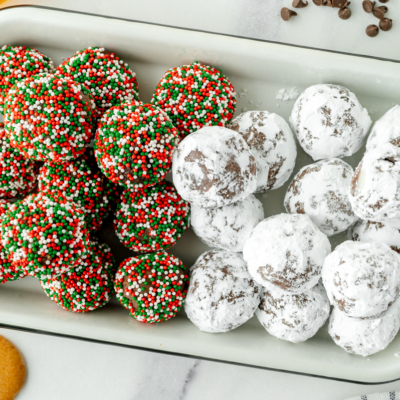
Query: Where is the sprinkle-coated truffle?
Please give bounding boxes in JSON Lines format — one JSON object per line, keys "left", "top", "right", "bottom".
{"left": 40, "top": 240, "right": 114, "bottom": 312}
{"left": 94, "top": 102, "right": 180, "bottom": 189}
{"left": 38, "top": 149, "right": 119, "bottom": 231}
{"left": 0, "top": 192, "right": 90, "bottom": 279}
{"left": 115, "top": 252, "right": 189, "bottom": 323}
{"left": 56, "top": 47, "right": 139, "bottom": 119}
{"left": 152, "top": 61, "right": 236, "bottom": 138}
{"left": 114, "top": 180, "right": 190, "bottom": 253}
{"left": 0, "top": 44, "right": 54, "bottom": 113}
{"left": 4, "top": 73, "right": 95, "bottom": 161}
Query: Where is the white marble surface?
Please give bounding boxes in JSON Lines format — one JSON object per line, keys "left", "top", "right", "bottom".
{"left": 1, "top": 1, "right": 400, "bottom": 399}
{"left": 2, "top": 327, "right": 400, "bottom": 400}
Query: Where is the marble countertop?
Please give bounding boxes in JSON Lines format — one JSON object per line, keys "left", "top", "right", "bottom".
{"left": 1, "top": 1, "right": 400, "bottom": 399}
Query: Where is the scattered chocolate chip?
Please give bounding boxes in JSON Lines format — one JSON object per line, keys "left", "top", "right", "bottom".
{"left": 379, "top": 0, "right": 388, "bottom": 2}
{"left": 362, "top": 0, "right": 375, "bottom": 12}
{"left": 281, "top": 7, "right": 298, "bottom": 21}
{"left": 379, "top": 18, "right": 393, "bottom": 31}
{"left": 366, "top": 24, "right": 379, "bottom": 37}
{"left": 373, "top": 6, "right": 387, "bottom": 19}
{"left": 339, "top": 7, "right": 352, "bottom": 19}
{"left": 293, "top": 0, "right": 309, "bottom": 7}
{"left": 313, "top": 0, "right": 324, "bottom": 5}
{"left": 332, "top": 0, "right": 346, "bottom": 7}
{"left": 324, "top": 0, "right": 333, "bottom": 5}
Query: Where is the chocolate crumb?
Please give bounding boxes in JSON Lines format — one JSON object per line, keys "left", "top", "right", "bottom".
{"left": 293, "top": 0, "right": 309, "bottom": 8}
{"left": 373, "top": 6, "right": 388, "bottom": 19}
{"left": 366, "top": 24, "right": 379, "bottom": 36}
{"left": 379, "top": 18, "right": 393, "bottom": 31}
{"left": 339, "top": 7, "right": 352, "bottom": 19}
{"left": 281, "top": 7, "right": 298, "bottom": 21}
{"left": 362, "top": 0, "right": 375, "bottom": 13}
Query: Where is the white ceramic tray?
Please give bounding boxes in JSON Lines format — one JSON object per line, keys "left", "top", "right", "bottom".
{"left": 1, "top": 5, "right": 400, "bottom": 384}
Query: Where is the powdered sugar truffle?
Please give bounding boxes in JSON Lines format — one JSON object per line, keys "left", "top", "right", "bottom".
{"left": 191, "top": 194, "right": 264, "bottom": 252}
{"left": 243, "top": 214, "right": 331, "bottom": 293}
{"left": 322, "top": 241, "right": 400, "bottom": 319}
{"left": 184, "top": 250, "right": 261, "bottom": 333}
{"left": 172, "top": 126, "right": 257, "bottom": 208}
{"left": 349, "top": 219, "right": 400, "bottom": 253}
{"left": 290, "top": 84, "right": 371, "bottom": 160}
{"left": 284, "top": 158, "right": 358, "bottom": 237}
{"left": 367, "top": 105, "right": 400, "bottom": 151}
{"left": 227, "top": 111, "right": 297, "bottom": 192}
{"left": 256, "top": 283, "right": 330, "bottom": 343}
{"left": 328, "top": 303, "right": 400, "bottom": 357}
{"left": 349, "top": 144, "right": 400, "bottom": 222}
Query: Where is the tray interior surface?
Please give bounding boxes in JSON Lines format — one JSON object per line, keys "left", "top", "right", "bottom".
{"left": 0, "top": 5, "right": 400, "bottom": 383}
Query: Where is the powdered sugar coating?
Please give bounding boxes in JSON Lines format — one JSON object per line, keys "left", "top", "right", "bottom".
{"left": 328, "top": 303, "right": 400, "bottom": 357}
{"left": 349, "top": 219, "right": 400, "bottom": 253}
{"left": 322, "top": 241, "right": 400, "bottom": 319}
{"left": 184, "top": 250, "right": 261, "bottom": 333}
{"left": 349, "top": 144, "right": 400, "bottom": 222}
{"left": 243, "top": 213, "right": 331, "bottom": 293}
{"left": 191, "top": 194, "right": 264, "bottom": 252}
{"left": 290, "top": 84, "right": 371, "bottom": 160}
{"left": 366, "top": 105, "right": 400, "bottom": 151}
{"left": 284, "top": 158, "right": 358, "bottom": 237}
{"left": 172, "top": 126, "right": 257, "bottom": 208}
{"left": 256, "top": 283, "right": 330, "bottom": 343}
{"left": 227, "top": 111, "right": 297, "bottom": 192}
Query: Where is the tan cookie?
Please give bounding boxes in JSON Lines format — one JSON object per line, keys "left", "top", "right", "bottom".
{"left": 0, "top": 335, "right": 26, "bottom": 400}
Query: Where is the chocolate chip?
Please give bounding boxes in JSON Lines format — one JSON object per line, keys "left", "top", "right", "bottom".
{"left": 338, "top": 7, "right": 351, "bottom": 19}
{"left": 379, "top": 18, "right": 393, "bottom": 31}
{"left": 293, "top": 0, "right": 308, "bottom": 8}
{"left": 332, "top": 0, "right": 346, "bottom": 7}
{"left": 281, "top": 7, "right": 297, "bottom": 21}
{"left": 366, "top": 24, "right": 379, "bottom": 36}
{"left": 379, "top": 0, "right": 388, "bottom": 2}
{"left": 313, "top": 0, "right": 324, "bottom": 5}
{"left": 373, "top": 5, "right": 388, "bottom": 19}
{"left": 323, "top": 0, "right": 333, "bottom": 5}
{"left": 362, "top": 0, "right": 375, "bottom": 12}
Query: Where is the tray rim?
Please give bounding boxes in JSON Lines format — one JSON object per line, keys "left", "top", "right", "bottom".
{"left": 1, "top": 4, "right": 400, "bottom": 385}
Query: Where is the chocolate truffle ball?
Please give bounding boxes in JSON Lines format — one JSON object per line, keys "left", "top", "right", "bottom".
{"left": 243, "top": 213, "right": 331, "bottom": 293}
{"left": 256, "top": 283, "right": 330, "bottom": 343}
{"left": 227, "top": 110, "right": 297, "bottom": 192}
{"left": 4, "top": 73, "right": 95, "bottom": 162}
{"left": 191, "top": 194, "right": 264, "bottom": 252}
{"left": 366, "top": 105, "right": 400, "bottom": 151}
{"left": 322, "top": 241, "right": 400, "bottom": 319}
{"left": 290, "top": 84, "right": 371, "bottom": 160}
{"left": 284, "top": 158, "right": 358, "bottom": 236}
{"left": 349, "top": 219, "right": 400, "bottom": 253}
{"left": 172, "top": 126, "right": 257, "bottom": 208}
{"left": 349, "top": 144, "right": 400, "bottom": 222}
{"left": 0, "top": 192, "right": 90, "bottom": 280}
{"left": 329, "top": 303, "right": 400, "bottom": 357}
{"left": 152, "top": 61, "right": 236, "bottom": 138}
{"left": 184, "top": 250, "right": 261, "bottom": 333}
{"left": 0, "top": 45, "right": 54, "bottom": 113}
{"left": 114, "top": 180, "right": 190, "bottom": 253}
{"left": 95, "top": 102, "right": 180, "bottom": 190}
{"left": 55, "top": 47, "right": 139, "bottom": 120}
{"left": 115, "top": 252, "right": 189, "bottom": 324}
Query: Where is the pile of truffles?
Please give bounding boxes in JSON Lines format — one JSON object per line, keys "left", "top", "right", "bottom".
{"left": 2, "top": 41, "right": 400, "bottom": 359}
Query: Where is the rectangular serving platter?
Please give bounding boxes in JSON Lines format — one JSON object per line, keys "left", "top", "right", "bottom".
{"left": 1, "top": 5, "right": 400, "bottom": 384}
